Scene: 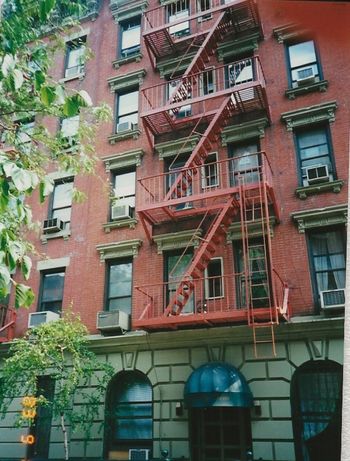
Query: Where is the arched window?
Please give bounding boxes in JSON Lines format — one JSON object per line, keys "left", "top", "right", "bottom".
{"left": 291, "top": 360, "right": 342, "bottom": 461}
{"left": 104, "top": 370, "right": 153, "bottom": 458}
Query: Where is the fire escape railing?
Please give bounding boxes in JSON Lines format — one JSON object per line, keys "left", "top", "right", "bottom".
{"left": 0, "top": 304, "right": 16, "bottom": 343}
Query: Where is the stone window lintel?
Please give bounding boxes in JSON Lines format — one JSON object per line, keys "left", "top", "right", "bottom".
{"left": 155, "top": 135, "right": 200, "bottom": 159}
{"left": 217, "top": 31, "right": 261, "bottom": 62}
{"left": 280, "top": 101, "right": 337, "bottom": 131}
{"left": 153, "top": 230, "right": 203, "bottom": 254}
{"left": 226, "top": 217, "right": 277, "bottom": 242}
{"left": 96, "top": 239, "right": 142, "bottom": 260}
{"left": 291, "top": 204, "right": 347, "bottom": 233}
{"left": 157, "top": 53, "right": 195, "bottom": 79}
{"left": 102, "top": 149, "right": 144, "bottom": 171}
{"left": 273, "top": 23, "right": 310, "bottom": 44}
{"left": 110, "top": 0, "right": 148, "bottom": 23}
{"left": 108, "top": 69, "right": 146, "bottom": 93}
{"left": 221, "top": 117, "right": 269, "bottom": 146}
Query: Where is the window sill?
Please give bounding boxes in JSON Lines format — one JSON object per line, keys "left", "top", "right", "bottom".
{"left": 40, "top": 229, "right": 71, "bottom": 244}
{"left": 59, "top": 72, "right": 86, "bottom": 83}
{"left": 295, "top": 179, "right": 344, "bottom": 199}
{"left": 103, "top": 218, "right": 138, "bottom": 232}
{"left": 108, "top": 128, "right": 140, "bottom": 144}
{"left": 112, "top": 52, "right": 142, "bottom": 69}
{"left": 285, "top": 80, "right": 328, "bottom": 100}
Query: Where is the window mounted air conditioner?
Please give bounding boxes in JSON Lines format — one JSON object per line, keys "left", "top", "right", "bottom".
{"left": 116, "top": 121, "right": 135, "bottom": 133}
{"left": 65, "top": 65, "right": 83, "bottom": 78}
{"left": 43, "top": 218, "right": 64, "bottom": 234}
{"left": 129, "top": 449, "right": 150, "bottom": 461}
{"left": 305, "top": 164, "right": 330, "bottom": 185}
{"left": 296, "top": 67, "right": 315, "bottom": 85}
{"left": 320, "top": 289, "right": 345, "bottom": 310}
{"left": 28, "top": 311, "right": 60, "bottom": 328}
{"left": 111, "top": 203, "right": 133, "bottom": 220}
{"left": 96, "top": 310, "right": 130, "bottom": 333}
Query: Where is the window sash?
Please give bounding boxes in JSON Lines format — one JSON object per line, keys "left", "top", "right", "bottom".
{"left": 205, "top": 258, "right": 224, "bottom": 299}
{"left": 117, "top": 91, "right": 139, "bottom": 125}
{"left": 51, "top": 181, "right": 73, "bottom": 224}
{"left": 121, "top": 20, "right": 141, "bottom": 54}
{"left": 107, "top": 261, "right": 132, "bottom": 313}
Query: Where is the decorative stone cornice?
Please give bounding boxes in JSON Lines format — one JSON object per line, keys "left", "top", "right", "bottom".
{"left": 108, "top": 127, "right": 141, "bottom": 144}
{"left": 291, "top": 204, "right": 347, "bottom": 233}
{"left": 285, "top": 80, "right": 329, "bottom": 100}
{"left": 226, "top": 217, "right": 277, "bottom": 242}
{"left": 280, "top": 101, "right": 337, "bottom": 131}
{"left": 112, "top": 52, "right": 143, "bottom": 69}
{"left": 273, "top": 23, "right": 309, "bottom": 44}
{"left": 217, "top": 31, "right": 260, "bottom": 62}
{"left": 108, "top": 69, "right": 146, "bottom": 93}
{"left": 157, "top": 54, "right": 195, "bottom": 79}
{"left": 155, "top": 135, "right": 200, "bottom": 159}
{"left": 102, "top": 149, "right": 144, "bottom": 172}
{"left": 110, "top": 0, "right": 148, "bottom": 23}
{"left": 221, "top": 118, "right": 269, "bottom": 146}
{"left": 295, "top": 179, "right": 344, "bottom": 200}
{"left": 153, "top": 229, "right": 203, "bottom": 254}
{"left": 96, "top": 239, "right": 142, "bottom": 260}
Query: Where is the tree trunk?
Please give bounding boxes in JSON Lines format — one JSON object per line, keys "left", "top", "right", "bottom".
{"left": 60, "top": 412, "right": 69, "bottom": 460}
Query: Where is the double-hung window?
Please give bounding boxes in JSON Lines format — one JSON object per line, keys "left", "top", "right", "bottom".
{"left": 205, "top": 258, "right": 224, "bottom": 299}
{"left": 50, "top": 178, "right": 74, "bottom": 228}
{"left": 65, "top": 37, "right": 86, "bottom": 78}
{"left": 168, "top": 0, "right": 190, "bottom": 36}
{"left": 120, "top": 17, "right": 141, "bottom": 58}
{"left": 116, "top": 90, "right": 139, "bottom": 131}
{"left": 167, "top": 79, "right": 192, "bottom": 118}
{"left": 111, "top": 169, "right": 136, "bottom": 220}
{"left": 106, "top": 259, "right": 133, "bottom": 314}
{"left": 39, "top": 270, "right": 65, "bottom": 313}
{"left": 295, "top": 126, "right": 334, "bottom": 186}
{"left": 165, "top": 250, "right": 194, "bottom": 314}
{"left": 202, "top": 152, "right": 219, "bottom": 189}
{"left": 308, "top": 228, "right": 346, "bottom": 309}
{"left": 287, "top": 39, "right": 320, "bottom": 88}
{"left": 61, "top": 115, "right": 79, "bottom": 145}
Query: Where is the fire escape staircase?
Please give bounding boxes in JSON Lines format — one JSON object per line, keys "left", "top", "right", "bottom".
{"left": 0, "top": 305, "right": 16, "bottom": 343}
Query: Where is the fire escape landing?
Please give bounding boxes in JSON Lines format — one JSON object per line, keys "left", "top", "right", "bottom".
{"left": 0, "top": 305, "right": 16, "bottom": 343}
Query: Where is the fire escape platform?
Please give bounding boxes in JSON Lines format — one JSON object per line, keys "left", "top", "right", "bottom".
{"left": 143, "top": 0, "right": 262, "bottom": 61}
{"left": 0, "top": 306, "right": 16, "bottom": 343}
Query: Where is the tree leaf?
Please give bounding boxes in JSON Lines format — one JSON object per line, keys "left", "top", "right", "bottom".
{"left": 63, "top": 96, "right": 79, "bottom": 117}
{"left": 21, "top": 255, "right": 32, "bottom": 281}
{"left": 11, "top": 165, "right": 33, "bottom": 192}
{"left": 77, "top": 90, "right": 92, "bottom": 107}
{"left": 34, "top": 70, "right": 46, "bottom": 91}
{"left": 39, "top": 177, "right": 54, "bottom": 203}
{"left": 13, "top": 69, "right": 24, "bottom": 90}
{"left": 0, "top": 265, "right": 11, "bottom": 292}
{"left": 15, "top": 283, "right": 35, "bottom": 308}
{"left": 40, "top": 85, "right": 56, "bottom": 106}
{"left": 1, "top": 54, "right": 15, "bottom": 77}
{"left": 45, "top": 0, "right": 56, "bottom": 15}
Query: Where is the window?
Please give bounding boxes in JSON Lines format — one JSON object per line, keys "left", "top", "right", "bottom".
{"left": 111, "top": 169, "right": 136, "bottom": 219}
{"left": 167, "top": 79, "right": 192, "bottom": 118}
{"left": 197, "top": 0, "right": 211, "bottom": 21}
{"left": 205, "top": 258, "right": 224, "bottom": 299}
{"left": 287, "top": 40, "right": 320, "bottom": 88}
{"left": 202, "top": 152, "right": 219, "bottom": 189}
{"left": 165, "top": 250, "right": 194, "bottom": 314}
{"left": 166, "top": 155, "right": 193, "bottom": 209}
{"left": 17, "top": 118, "right": 35, "bottom": 144}
{"left": 120, "top": 17, "right": 141, "bottom": 58}
{"left": 106, "top": 259, "right": 132, "bottom": 314}
{"left": 201, "top": 68, "right": 215, "bottom": 95}
{"left": 50, "top": 178, "right": 74, "bottom": 227}
{"left": 168, "top": 0, "right": 190, "bottom": 36}
{"left": 295, "top": 126, "right": 334, "bottom": 186}
{"left": 235, "top": 240, "right": 270, "bottom": 308}
{"left": 308, "top": 228, "right": 346, "bottom": 308}
{"left": 229, "top": 141, "right": 260, "bottom": 186}
{"left": 64, "top": 37, "right": 86, "bottom": 78}
{"left": 27, "top": 376, "right": 55, "bottom": 460}
{"left": 291, "top": 360, "right": 342, "bottom": 461}
{"left": 39, "top": 270, "right": 65, "bottom": 313}
{"left": 227, "top": 57, "right": 254, "bottom": 87}
{"left": 61, "top": 115, "right": 79, "bottom": 145}
{"left": 116, "top": 90, "right": 138, "bottom": 131}
{"left": 105, "top": 371, "right": 152, "bottom": 457}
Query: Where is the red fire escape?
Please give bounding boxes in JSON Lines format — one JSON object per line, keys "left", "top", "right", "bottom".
{"left": 0, "top": 304, "right": 16, "bottom": 343}
{"left": 135, "top": 0, "right": 289, "bottom": 354}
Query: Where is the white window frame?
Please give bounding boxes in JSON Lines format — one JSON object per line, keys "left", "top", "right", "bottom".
{"left": 205, "top": 257, "right": 224, "bottom": 299}
{"left": 201, "top": 152, "right": 219, "bottom": 190}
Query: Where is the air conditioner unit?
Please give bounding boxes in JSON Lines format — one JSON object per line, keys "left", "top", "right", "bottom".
{"left": 111, "top": 203, "right": 133, "bottom": 220}
{"left": 129, "top": 449, "right": 150, "bottom": 461}
{"left": 96, "top": 310, "right": 130, "bottom": 333}
{"left": 305, "top": 164, "right": 330, "bottom": 185}
{"left": 43, "top": 218, "right": 64, "bottom": 234}
{"left": 65, "top": 65, "right": 83, "bottom": 78}
{"left": 116, "top": 121, "right": 135, "bottom": 133}
{"left": 320, "top": 289, "right": 345, "bottom": 310}
{"left": 28, "top": 311, "right": 60, "bottom": 328}
{"left": 296, "top": 67, "right": 315, "bottom": 85}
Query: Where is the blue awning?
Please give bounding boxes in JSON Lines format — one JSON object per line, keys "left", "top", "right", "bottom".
{"left": 184, "top": 362, "right": 253, "bottom": 408}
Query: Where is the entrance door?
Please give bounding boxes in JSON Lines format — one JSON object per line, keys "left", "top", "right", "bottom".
{"left": 190, "top": 407, "right": 252, "bottom": 461}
